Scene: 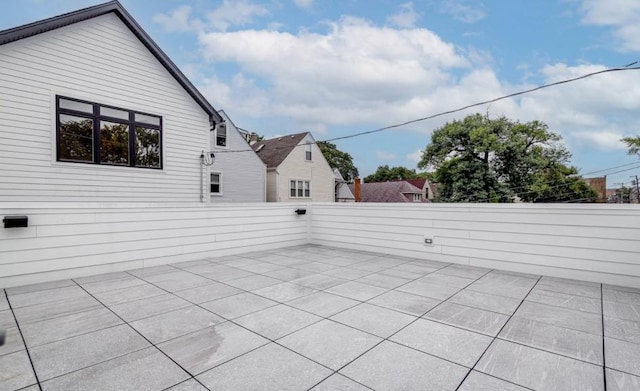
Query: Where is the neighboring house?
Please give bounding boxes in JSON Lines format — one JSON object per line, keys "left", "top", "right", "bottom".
{"left": 350, "top": 181, "right": 426, "bottom": 202}
{"left": 0, "top": 0, "right": 224, "bottom": 203}
{"left": 209, "top": 111, "right": 266, "bottom": 202}
{"left": 333, "top": 168, "right": 355, "bottom": 202}
{"left": 252, "top": 133, "right": 334, "bottom": 202}
{"left": 406, "top": 178, "right": 439, "bottom": 201}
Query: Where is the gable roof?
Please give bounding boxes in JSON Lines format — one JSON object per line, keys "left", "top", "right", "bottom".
{"left": 349, "top": 181, "right": 424, "bottom": 203}
{"left": 0, "top": 0, "right": 222, "bottom": 124}
{"left": 251, "top": 132, "right": 308, "bottom": 168}
{"left": 406, "top": 178, "right": 427, "bottom": 189}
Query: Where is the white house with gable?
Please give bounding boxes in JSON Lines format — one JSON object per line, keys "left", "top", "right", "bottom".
{"left": 209, "top": 110, "right": 266, "bottom": 202}
{"left": 252, "top": 132, "right": 335, "bottom": 202}
{"left": 0, "top": 0, "right": 225, "bottom": 204}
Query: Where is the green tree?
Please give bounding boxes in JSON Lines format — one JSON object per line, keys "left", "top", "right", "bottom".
{"left": 622, "top": 136, "right": 640, "bottom": 157}
{"left": 364, "top": 165, "right": 423, "bottom": 182}
{"left": 317, "top": 141, "right": 359, "bottom": 182}
{"left": 419, "top": 113, "right": 596, "bottom": 203}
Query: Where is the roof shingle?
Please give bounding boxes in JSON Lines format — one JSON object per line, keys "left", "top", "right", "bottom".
{"left": 252, "top": 133, "right": 308, "bottom": 168}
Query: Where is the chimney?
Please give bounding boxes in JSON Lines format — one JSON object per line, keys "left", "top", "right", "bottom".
{"left": 249, "top": 133, "right": 259, "bottom": 145}
{"left": 354, "top": 178, "right": 361, "bottom": 202}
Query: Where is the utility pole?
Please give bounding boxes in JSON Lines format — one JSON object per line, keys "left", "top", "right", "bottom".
{"left": 632, "top": 175, "right": 640, "bottom": 203}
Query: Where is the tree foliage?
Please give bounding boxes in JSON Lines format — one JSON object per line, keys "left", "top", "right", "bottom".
{"left": 418, "top": 113, "right": 597, "bottom": 203}
{"left": 622, "top": 136, "right": 640, "bottom": 157}
{"left": 317, "top": 141, "right": 359, "bottom": 182}
{"left": 363, "top": 165, "right": 430, "bottom": 183}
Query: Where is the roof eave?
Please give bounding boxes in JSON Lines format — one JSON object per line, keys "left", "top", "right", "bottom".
{"left": 0, "top": 0, "right": 223, "bottom": 124}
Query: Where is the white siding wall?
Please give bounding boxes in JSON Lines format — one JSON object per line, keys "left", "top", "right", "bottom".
{"left": 277, "top": 135, "right": 334, "bottom": 202}
{"left": 0, "top": 203, "right": 308, "bottom": 287}
{"left": 311, "top": 203, "right": 640, "bottom": 288}
{"left": 0, "top": 14, "right": 210, "bottom": 203}
{"left": 210, "top": 113, "right": 266, "bottom": 202}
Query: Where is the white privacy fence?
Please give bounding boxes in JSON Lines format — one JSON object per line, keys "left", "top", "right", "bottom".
{"left": 1, "top": 202, "right": 639, "bottom": 288}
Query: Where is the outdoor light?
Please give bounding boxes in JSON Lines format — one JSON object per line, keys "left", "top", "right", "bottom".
{"left": 295, "top": 208, "right": 307, "bottom": 215}
{"left": 200, "top": 150, "right": 215, "bottom": 166}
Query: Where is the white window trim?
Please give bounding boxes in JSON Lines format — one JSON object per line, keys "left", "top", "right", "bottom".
{"left": 210, "top": 171, "right": 223, "bottom": 196}
{"left": 289, "top": 178, "right": 311, "bottom": 198}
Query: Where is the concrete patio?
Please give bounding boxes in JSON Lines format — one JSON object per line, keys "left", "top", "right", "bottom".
{"left": 1, "top": 245, "right": 639, "bottom": 391}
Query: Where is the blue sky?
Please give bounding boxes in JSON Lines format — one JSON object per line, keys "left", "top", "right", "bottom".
{"left": 3, "top": 0, "right": 640, "bottom": 187}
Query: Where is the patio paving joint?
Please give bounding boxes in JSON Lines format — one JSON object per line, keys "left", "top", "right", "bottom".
{"left": 455, "top": 274, "right": 543, "bottom": 389}
{"left": 3, "top": 289, "right": 42, "bottom": 391}
{"left": 71, "top": 280, "right": 210, "bottom": 390}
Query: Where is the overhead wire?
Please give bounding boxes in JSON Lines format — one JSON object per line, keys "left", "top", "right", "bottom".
{"left": 213, "top": 64, "right": 640, "bottom": 153}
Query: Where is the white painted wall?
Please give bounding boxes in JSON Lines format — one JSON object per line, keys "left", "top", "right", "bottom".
{"left": 0, "top": 203, "right": 308, "bottom": 287}
{"left": 276, "top": 134, "right": 335, "bottom": 202}
{"left": 310, "top": 203, "right": 640, "bottom": 288}
{"left": 210, "top": 112, "right": 266, "bottom": 202}
{"left": 3, "top": 202, "right": 639, "bottom": 288}
{"left": 0, "top": 14, "right": 210, "bottom": 203}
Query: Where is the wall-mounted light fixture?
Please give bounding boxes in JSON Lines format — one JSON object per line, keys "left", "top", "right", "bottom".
{"left": 200, "top": 151, "right": 215, "bottom": 166}
{"left": 295, "top": 208, "right": 307, "bottom": 215}
{"left": 3, "top": 216, "right": 28, "bottom": 228}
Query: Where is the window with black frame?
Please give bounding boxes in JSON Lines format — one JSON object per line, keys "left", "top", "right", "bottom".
{"left": 56, "top": 96, "right": 162, "bottom": 169}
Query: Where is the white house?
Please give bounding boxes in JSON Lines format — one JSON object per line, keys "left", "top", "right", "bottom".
{"left": 252, "top": 133, "right": 335, "bottom": 202}
{"left": 209, "top": 111, "right": 266, "bottom": 202}
{"left": 0, "top": 1, "right": 223, "bottom": 204}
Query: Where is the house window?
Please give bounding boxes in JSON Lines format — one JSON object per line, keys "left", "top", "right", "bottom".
{"left": 413, "top": 193, "right": 422, "bottom": 202}
{"left": 305, "top": 144, "right": 312, "bottom": 161}
{"left": 290, "top": 179, "right": 311, "bottom": 198}
{"left": 210, "top": 172, "right": 222, "bottom": 194}
{"left": 215, "top": 124, "right": 227, "bottom": 147}
{"left": 56, "top": 96, "right": 162, "bottom": 169}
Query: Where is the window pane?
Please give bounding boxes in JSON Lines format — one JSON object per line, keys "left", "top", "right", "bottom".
{"left": 101, "top": 106, "right": 129, "bottom": 120}
{"left": 304, "top": 181, "right": 310, "bottom": 197}
{"left": 59, "top": 114, "right": 93, "bottom": 162}
{"left": 135, "top": 113, "right": 161, "bottom": 126}
{"left": 211, "top": 173, "right": 220, "bottom": 193}
{"left": 297, "top": 181, "right": 303, "bottom": 197}
{"left": 290, "top": 180, "right": 296, "bottom": 197}
{"left": 216, "top": 126, "right": 227, "bottom": 147}
{"left": 100, "top": 121, "right": 129, "bottom": 165}
{"left": 59, "top": 98, "right": 93, "bottom": 114}
{"left": 305, "top": 144, "right": 312, "bottom": 161}
{"left": 135, "top": 126, "right": 160, "bottom": 168}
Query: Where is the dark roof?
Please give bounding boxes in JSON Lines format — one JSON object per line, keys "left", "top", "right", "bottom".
{"left": 252, "top": 132, "right": 308, "bottom": 168}
{"left": 0, "top": 0, "right": 222, "bottom": 124}
{"left": 349, "top": 181, "right": 425, "bottom": 203}
{"left": 406, "top": 178, "right": 427, "bottom": 189}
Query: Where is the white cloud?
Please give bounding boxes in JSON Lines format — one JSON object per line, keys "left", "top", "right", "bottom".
{"left": 440, "top": 0, "right": 486, "bottom": 23}
{"left": 206, "top": 0, "right": 269, "bottom": 31}
{"left": 293, "top": 0, "right": 313, "bottom": 9}
{"left": 572, "top": 131, "right": 628, "bottom": 151}
{"left": 152, "top": 5, "right": 202, "bottom": 32}
{"left": 387, "top": 2, "right": 420, "bottom": 28}
{"left": 154, "top": 1, "right": 268, "bottom": 33}
{"left": 407, "top": 149, "right": 423, "bottom": 163}
{"left": 198, "top": 16, "right": 469, "bottom": 125}
{"left": 376, "top": 151, "right": 397, "bottom": 161}
{"left": 580, "top": 0, "right": 640, "bottom": 51}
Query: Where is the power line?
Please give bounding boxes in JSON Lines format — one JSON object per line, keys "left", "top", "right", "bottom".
{"left": 321, "top": 65, "right": 640, "bottom": 143}
{"left": 212, "top": 64, "right": 640, "bottom": 153}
